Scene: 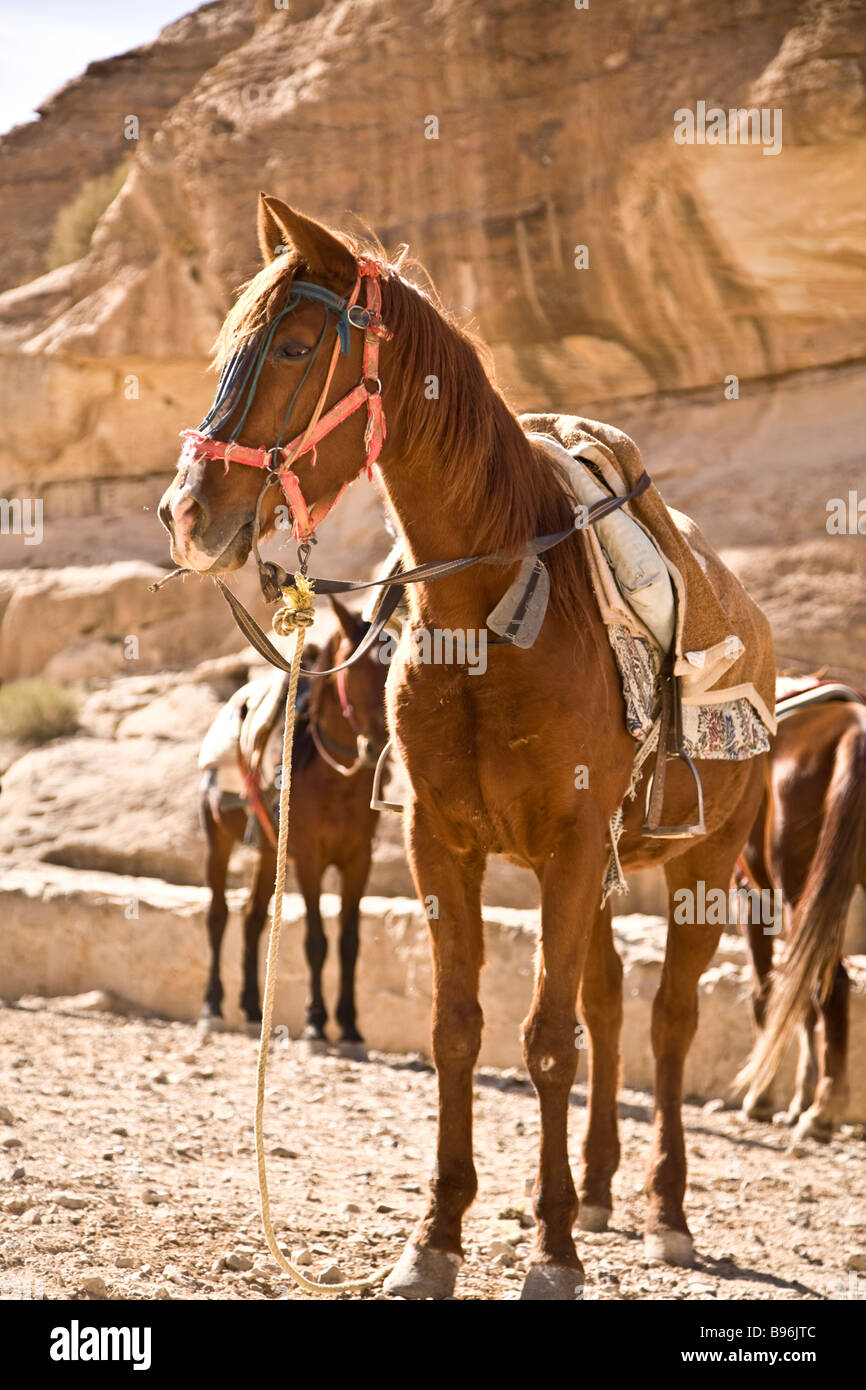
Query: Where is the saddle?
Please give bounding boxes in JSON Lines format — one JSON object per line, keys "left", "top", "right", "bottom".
{"left": 775, "top": 677, "right": 866, "bottom": 723}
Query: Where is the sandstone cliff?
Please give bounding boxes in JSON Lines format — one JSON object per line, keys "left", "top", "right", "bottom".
{"left": 0, "top": 0, "right": 864, "bottom": 683}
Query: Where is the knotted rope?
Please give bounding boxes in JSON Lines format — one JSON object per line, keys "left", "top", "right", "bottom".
{"left": 253, "top": 571, "right": 392, "bottom": 1297}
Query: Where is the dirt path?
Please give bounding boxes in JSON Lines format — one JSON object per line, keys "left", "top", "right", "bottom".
{"left": 1, "top": 1001, "right": 863, "bottom": 1301}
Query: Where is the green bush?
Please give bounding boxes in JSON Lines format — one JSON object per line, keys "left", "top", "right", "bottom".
{"left": 45, "top": 162, "right": 129, "bottom": 271}
{"left": 0, "top": 679, "right": 78, "bottom": 743}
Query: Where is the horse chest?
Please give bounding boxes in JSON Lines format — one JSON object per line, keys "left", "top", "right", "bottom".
{"left": 388, "top": 658, "right": 594, "bottom": 855}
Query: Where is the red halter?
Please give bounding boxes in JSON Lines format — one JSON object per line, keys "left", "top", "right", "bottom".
{"left": 178, "top": 259, "right": 391, "bottom": 542}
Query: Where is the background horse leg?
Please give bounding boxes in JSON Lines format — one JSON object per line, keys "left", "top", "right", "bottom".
{"left": 200, "top": 799, "right": 232, "bottom": 1026}
{"left": 384, "top": 807, "right": 485, "bottom": 1301}
{"left": 739, "top": 798, "right": 779, "bottom": 1120}
{"left": 519, "top": 824, "right": 609, "bottom": 1301}
{"left": 577, "top": 901, "right": 623, "bottom": 1233}
{"left": 645, "top": 819, "right": 758, "bottom": 1267}
{"left": 335, "top": 850, "right": 371, "bottom": 1049}
{"left": 781, "top": 1009, "right": 818, "bottom": 1125}
{"left": 239, "top": 846, "right": 276, "bottom": 1027}
{"left": 794, "top": 964, "right": 850, "bottom": 1141}
{"left": 740, "top": 917, "right": 777, "bottom": 1121}
{"left": 295, "top": 855, "right": 328, "bottom": 1045}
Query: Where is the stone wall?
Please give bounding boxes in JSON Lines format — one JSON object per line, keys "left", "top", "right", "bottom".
{"left": 2, "top": 858, "right": 865, "bottom": 1121}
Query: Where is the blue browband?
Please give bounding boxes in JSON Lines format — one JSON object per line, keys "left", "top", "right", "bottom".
{"left": 198, "top": 279, "right": 360, "bottom": 447}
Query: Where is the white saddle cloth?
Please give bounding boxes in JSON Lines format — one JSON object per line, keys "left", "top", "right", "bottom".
{"left": 529, "top": 433, "right": 676, "bottom": 653}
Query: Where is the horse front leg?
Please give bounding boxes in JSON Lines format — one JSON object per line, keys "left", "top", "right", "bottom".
{"left": 384, "top": 803, "right": 485, "bottom": 1301}
{"left": 577, "top": 902, "right": 623, "bottom": 1233}
{"left": 295, "top": 855, "right": 328, "bottom": 1045}
{"left": 201, "top": 798, "right": 231, "bottom": 1026}
{"left": 519, "top": 822, "right": 609, "bottom": 1301}
{"left": 239, "top": 847, "right": 276, "bottom": 1026}
{"left": 335, "top": 850, "right": 372, "bottom": 1049}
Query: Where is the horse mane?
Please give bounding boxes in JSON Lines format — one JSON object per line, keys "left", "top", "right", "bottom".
{"left": 215, "top": 228, "right": 588, "bottom": 618}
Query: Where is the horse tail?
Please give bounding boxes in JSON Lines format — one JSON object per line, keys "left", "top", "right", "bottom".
{"left": 736, "top": 713, "right": 866, "bottom": 1099}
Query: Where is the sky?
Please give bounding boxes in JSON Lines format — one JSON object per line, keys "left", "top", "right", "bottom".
{"left": 0, "top": 0, "right": 198, "bottom": 134}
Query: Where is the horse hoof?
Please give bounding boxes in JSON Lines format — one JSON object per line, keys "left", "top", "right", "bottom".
{"left": 644, "top": 1230, "right": 695, "bottom": 1267}
{"left": 244, "top": 1020, "right": 262, "bottom": 1039}
{"left": 793, "top": 1108, "right": 834, "bottom": 1144}
{"left": 577, "top": 1204, "right": 611, "bottom": 1233}
{"left": 337, "top": 1040, "right": 368, "bottom": 1062}
{"left": 519, "top": 1263, "right": 584, "bottom": 1301}
{"left": 742, "top": 1092, "right": 775, "bottom": 1123}
{"left": 198, "top": 1015, "right": 228, "bottom": 1036}
{"left": 382, "top": 1243, "right": 461, "bottom": 1300}
{"left": 303, "top": 1036, "right": 330, "bottom": 1056}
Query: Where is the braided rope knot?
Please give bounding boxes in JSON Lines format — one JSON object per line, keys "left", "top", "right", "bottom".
{"left": 272, "top": 572, "right": 316, "bottom": 636}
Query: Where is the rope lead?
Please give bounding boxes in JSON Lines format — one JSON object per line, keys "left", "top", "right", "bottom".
{"left": 253, "top": 570, "right": 392, "bottom": 1297}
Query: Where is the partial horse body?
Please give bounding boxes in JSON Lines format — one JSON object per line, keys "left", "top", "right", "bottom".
{"left": 738, "top": 687, "right": 866, "bottom": 1140}
{"left": 159, "top": 200, "right": 773, "bottom": 1299}
{"left": 199, "top": 601, "right": 388, "bottom": 1044}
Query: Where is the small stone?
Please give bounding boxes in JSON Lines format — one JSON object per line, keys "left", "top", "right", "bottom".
{"left": 224, "top": 1251, "right": 254, "bottom": 1272}
{"left": 292, "top": 1248, "right": 312, "bottom": 1267}
{"left": 23, "top": 1208, "right": 41, "bottom": 1226}
{"left": 375, "top": 1203, "right": 395, "bottom": 1214}
{"left": 318, "top": 1263, "right": 344, "bottom": 1285}
{"left": 11, "top": 1167, "right": 26, "bottom": 1181}
{"left": 148, "top": 1070, "right": 169, "bottom": 1085}
{"left": 4, "top": 1198, "right": 30, "bottom": 1215}
{"left": 0, "top": 1106, "right": 14, "bottom": 1125}
{"left": 192, "top": 1067, "right": 215, "bottom": 1080}
{"left": 111, "top": 1127, "right": 128, "bottom": 1137}
{"left": 845, "top": 1254, "right": 866, "bottom": 1272}
{"left": 116, "top": 1256, "right": 137, "bottom": 1269}
{"left": 162, "top": 1264, "right": 185, "bottom": 1283}
{"left": 489, "top": 1241, "right": 517, "bottom": 1266}
{"left": 141, "top": 1189, "right": 169, "bottom": 1206}
{"left": 56, "top": 1193, "right": 87, "bottom": 1210}
{"left": 339, "top": 1201, "right": 361, "bottom": 1215}
{"left": 270, "top": 1146, "right": 298, "bottom": 1159}
{"left": 1, "top": 1137, "right": 23, "bottom": 1150}
{"left": 81, "top": 1275, "right": 108, "bottom": 1298}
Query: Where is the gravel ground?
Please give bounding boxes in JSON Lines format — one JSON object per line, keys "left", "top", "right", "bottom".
{"left": 1, "top": 1000, "right": 864, "bottom": 1302}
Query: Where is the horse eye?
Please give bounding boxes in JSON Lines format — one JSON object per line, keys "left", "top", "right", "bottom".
{"left": 276, "top": 339, "right": 311, "bottom": 361}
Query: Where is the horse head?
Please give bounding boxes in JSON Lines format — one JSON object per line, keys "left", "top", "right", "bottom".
{"left": 159, "top": 196, "right": 392, "bottom": 572}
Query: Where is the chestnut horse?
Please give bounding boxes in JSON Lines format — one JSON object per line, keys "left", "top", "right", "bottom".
{"left": 738, "top": 690, "right": 866, "bottom": 1140}
{"left": 199, "top": 600, "right": 388, "bottom": 1043}
{"left": 159, "top": 199, "right": 770, "bottom": 1299}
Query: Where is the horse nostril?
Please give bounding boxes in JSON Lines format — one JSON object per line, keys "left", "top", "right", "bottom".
{"left": 171, "top": 491, "right": 203, "bottom": 538}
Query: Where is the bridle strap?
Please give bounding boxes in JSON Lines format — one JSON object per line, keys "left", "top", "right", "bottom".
{"left": 179, "top": 260, "right": 391, "bottom": 543}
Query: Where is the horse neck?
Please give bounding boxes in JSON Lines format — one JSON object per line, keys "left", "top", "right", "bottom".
{"left": 314, "top": 672, "right": 352, "bottom": 745}
{"left": 378, "top": 399, "right": 539, "bottom": 628}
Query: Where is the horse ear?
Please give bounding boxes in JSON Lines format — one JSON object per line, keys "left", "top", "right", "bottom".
{"left": 260, "top": 196, "right": 357, "bottom": 287}
{"left": 257, "top": 192, "right": 289, "bottom": 264}
{"left": 328, "top": 595, "right": 362, "bottom": 642}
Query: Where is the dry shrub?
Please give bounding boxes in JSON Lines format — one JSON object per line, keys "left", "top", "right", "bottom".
{"left": 0, "top": 679, "right": 78, "bottom": 743}
{"left": 45, "top": 162, "right": 129, "bottom": 271}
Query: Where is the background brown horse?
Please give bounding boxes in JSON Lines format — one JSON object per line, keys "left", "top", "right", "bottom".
{"left": 738, "top": 691, "right": 866, "bottom": 1140}
{"left": 159, "top": 200, "right": 772, "bottom": 1299}
{"left": 199, "top": 600, "right": 388, "bottom": 1045}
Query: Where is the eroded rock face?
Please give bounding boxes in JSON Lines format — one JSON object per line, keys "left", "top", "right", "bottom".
{"left": 0, "top": 0, "right": 864, "bottom": 495}
{"left": 0, "top": 0, "right": 254, "bottom": 294}
{"left": 0, "top": 562, "right": 273, "bottom": 679}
